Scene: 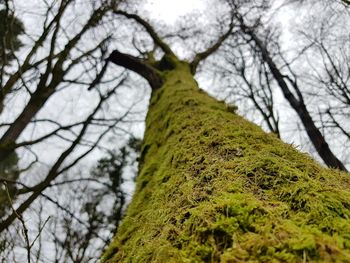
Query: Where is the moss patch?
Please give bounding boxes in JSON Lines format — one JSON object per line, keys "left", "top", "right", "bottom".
{"left": 102, "top": 60, "right": 350, "bottom": 263}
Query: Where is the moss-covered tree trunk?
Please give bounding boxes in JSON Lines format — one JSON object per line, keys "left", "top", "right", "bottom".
{"left": 102, "top": 58, "right": 350, "bottom": 262}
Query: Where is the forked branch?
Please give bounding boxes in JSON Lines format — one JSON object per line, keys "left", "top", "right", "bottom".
{"left": 190, "top": 24, "right": 234, "bottom": 74}
{"left": 113, "top": 10, "right": 175, "bottom": 56}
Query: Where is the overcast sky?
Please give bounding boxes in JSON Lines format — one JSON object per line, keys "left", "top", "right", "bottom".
{"left": 144, "top": 0, "right": 206, "bottom": 24}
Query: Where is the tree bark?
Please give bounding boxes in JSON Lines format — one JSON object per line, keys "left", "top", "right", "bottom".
{"left": 102, "top": 58, "right": 350, "bottom": 262}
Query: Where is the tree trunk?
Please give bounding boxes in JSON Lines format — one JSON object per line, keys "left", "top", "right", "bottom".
{"left": 102, "top": 60, "right": 350, "bottom": 262}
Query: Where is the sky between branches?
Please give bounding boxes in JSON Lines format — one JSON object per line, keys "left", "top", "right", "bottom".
{"left": 144, "top": 0, "right": 206, "bottom": 24}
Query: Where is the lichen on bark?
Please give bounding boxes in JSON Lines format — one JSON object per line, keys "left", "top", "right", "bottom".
{"left": 102, "top": 60, "right": 350, "bottom": 263}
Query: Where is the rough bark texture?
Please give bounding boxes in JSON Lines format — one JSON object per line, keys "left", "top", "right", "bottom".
{"left": 102, "top": 61, "right": 350, "bottom": 262}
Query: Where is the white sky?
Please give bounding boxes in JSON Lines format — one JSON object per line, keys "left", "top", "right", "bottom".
{"left": 144, "top": 0, "right": 206, "bottom": 23}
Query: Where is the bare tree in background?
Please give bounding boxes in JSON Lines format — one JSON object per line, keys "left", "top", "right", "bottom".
{"left": 292, "top": 0, "right": 350, "bottom": 165}
{"left": 213, "top": 40, "right": 281, "bottom": 137}
{"left": 211, "top": 0, "right": 348, "bottom": 170}
{"left": 0, "top": 0, "right": 23, "bottom": 219}
{"left": 42, "top": 139, "right": 140, "bottom": 263}
{"left": 0, "top": 0, "right": 147, "bottom": 261}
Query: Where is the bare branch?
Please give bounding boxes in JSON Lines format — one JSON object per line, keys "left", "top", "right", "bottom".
{"left": 190, "top": 24, "right": 234, "bottom": 74}
{"left": 113, "top": 10, "right": 174, "bottom": 56}
{"left": 236, "top": 13, "right": 347, "bottom": 171}
{"left": 108, "top": 49, "right": 163, "bottom": 89}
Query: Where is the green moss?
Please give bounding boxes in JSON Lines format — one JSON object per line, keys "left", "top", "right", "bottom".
{"left": 102, "top": 59, "right": 350, "bottom": 263}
